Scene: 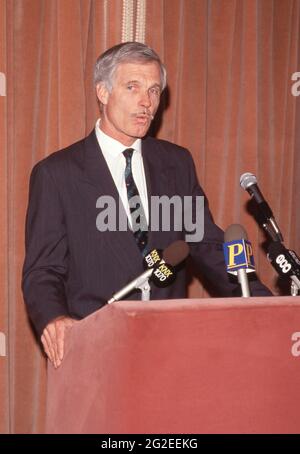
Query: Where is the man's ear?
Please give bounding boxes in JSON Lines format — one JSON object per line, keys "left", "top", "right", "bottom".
{"left": 96, "top": 83, "right": 109, "bottom": 105}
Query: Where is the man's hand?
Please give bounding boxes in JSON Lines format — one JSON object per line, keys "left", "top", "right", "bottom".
{"left": 41, "top": 316, "right": 77, "bottom": 368}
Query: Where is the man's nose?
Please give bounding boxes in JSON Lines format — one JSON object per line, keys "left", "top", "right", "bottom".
{"left": 139, "top": 91, "right": 151, "bottom": 107}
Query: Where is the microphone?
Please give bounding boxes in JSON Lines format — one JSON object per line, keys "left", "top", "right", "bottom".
{"left": 223, "top": 224, "right": 256, "bottom": 297}
{"left": 145, "top": 240, "right": 190, "bottom": 288}
{"left": 267, "top": 242, "right": 300, "bottom": 291}
{"left": 240, "top": 172, "right": 283, "bottom": 242}
{"left": 107, "top": 240, "right": 189, "bottom": 304}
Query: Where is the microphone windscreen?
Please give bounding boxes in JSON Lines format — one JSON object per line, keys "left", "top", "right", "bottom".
{"left": 240, "top": 172, "right": 257, "bottom": 190}
{"left": 163, "top": 240, "right": 190, "bottom": 266}
{"left": 224, "top": 224, "right": 248, "bottom": 242}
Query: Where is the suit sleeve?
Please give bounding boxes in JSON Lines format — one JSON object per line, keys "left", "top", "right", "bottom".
{"left": 22, "top": 162, "right": 70, "bottom": 338}
{"left": 183, "top": 151, "right": 272, "bottom": 296}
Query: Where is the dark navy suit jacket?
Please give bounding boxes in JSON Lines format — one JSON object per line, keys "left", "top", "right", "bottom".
{"left": 22, "top": 131, "right": 271, "bottom": 336}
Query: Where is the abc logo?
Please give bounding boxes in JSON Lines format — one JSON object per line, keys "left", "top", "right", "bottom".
{"left": 275, "top": 254, "right": 292, "bottom": 274}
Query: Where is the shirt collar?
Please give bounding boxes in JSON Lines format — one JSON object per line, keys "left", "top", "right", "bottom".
{"left": 95, "top": 118, "right": 142, "bottom": 157}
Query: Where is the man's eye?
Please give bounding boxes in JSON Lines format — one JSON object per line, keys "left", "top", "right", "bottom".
{"left": 150, "top": 88, "right": 161, "bottom": 96}
{"left": 127, "top": 85, "right": 135, "bottom": 90}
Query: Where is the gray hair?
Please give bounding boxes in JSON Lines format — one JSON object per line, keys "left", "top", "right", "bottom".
{"left": 94, "top": 42, "right": 167, "bottom": 92}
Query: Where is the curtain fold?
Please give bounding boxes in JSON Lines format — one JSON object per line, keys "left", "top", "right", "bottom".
{"left": 146, "top": 0, "right": 300, "bottom": 297}
{"left": 0, "top": 0, "right": 9, "bottom": 436}
{"left": 2, "top": 0, "right": 124, "bottom": 434}
{"left": 1, "top": 0, "right": 300, "bottom": 433}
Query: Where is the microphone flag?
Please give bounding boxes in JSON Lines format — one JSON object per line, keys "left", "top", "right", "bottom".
{"left": 223, "top": 239, "right": 255, "bottom": 275}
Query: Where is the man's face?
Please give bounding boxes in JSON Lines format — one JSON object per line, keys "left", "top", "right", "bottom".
{"left": 96, "top": 61, "right": 162, "bottom": 146}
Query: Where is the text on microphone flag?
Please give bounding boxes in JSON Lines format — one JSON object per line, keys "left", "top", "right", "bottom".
{"left": 223, "top": 239, "right": 256, "bottom": 274}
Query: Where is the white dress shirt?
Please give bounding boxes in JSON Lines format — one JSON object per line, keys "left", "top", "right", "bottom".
{"left": 95, "top": 119, "right": 149, "bottom": 226}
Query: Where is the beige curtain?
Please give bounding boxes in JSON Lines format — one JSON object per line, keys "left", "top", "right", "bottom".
{"left": 1, "top": 0, "right": 299, "bottom": 433}
{"left": 147, "top": 0, "right": 300, "bottom": 297}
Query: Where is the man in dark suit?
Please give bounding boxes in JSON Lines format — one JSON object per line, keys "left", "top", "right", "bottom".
{"left": 22, "top": 42, "right": 271, "bottom": 368}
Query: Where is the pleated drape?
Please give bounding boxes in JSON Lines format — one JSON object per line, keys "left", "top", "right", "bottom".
{"left": 146, "top": 0, "right": 300, "bottom": 297}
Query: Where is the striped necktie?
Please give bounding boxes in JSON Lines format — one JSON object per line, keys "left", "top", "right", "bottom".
{"left": 123, "top": 148, "right": 148, "bottom": 256}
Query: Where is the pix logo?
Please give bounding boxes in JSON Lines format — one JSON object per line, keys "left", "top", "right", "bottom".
{"left": 223, "top": 239, "right": 255, "bottom": 274}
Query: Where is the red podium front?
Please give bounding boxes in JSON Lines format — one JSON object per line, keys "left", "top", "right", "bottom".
{"left": 45, "top": 297, "right": 300, "bottom": 434}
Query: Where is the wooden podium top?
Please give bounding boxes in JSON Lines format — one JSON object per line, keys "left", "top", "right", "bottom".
{"left": 46, "top": 297, "right": 300, "bottom": 434}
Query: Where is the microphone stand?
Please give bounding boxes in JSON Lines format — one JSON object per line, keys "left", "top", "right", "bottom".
{"left": 137, "top": 278, "right": 151, "bottom": 301}
{"left": 290, "top": 278, "right": 300, "bottom": 296}
{"left": 107, "top": 268, "right": 152, "bottom": 304}
{"left": 291, "top": 282, "right": 299, "bottom": 296}
{"left": 262, "top": 220, "right": 283, "bottom": 243}
{"left": 237, "top": 269, "right": 251, "bottom": 297}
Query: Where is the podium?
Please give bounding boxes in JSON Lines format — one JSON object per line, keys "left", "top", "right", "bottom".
{"left": 45, "top": 297, "right": 300, "bottom": 434}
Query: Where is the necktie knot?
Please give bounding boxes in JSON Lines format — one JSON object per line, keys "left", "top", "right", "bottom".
{"left": 123, "top": 148, "right": 134, "bottom": 161}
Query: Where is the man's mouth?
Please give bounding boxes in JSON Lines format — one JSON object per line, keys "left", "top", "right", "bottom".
{"left": 133, "top": 111, "right": 154, "bottom": 122}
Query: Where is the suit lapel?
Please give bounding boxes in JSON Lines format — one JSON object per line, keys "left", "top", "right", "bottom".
{"left": 142, "top": 137, "right": 174, "bottom": 251}
{"left": 81, "top": 131, "right": 144, "bottom": 276}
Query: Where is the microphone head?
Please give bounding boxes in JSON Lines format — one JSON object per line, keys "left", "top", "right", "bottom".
{"left": 224, "top": 224, "right": 248, "bottom": 242}
{"left": 163, "top": 240, "right": 190, "bottom": 266}
{"left": 240, "top": 172, "right": 257, "bottom": 190}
